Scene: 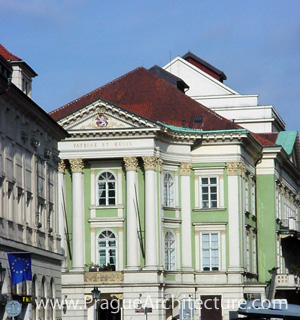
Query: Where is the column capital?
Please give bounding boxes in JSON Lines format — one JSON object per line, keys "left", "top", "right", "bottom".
{"left": 58, "top": 159, "right": 66, "bottom": 173}
{"left": 123, "top": 157, "right": 138, "bottom": 171}
{"left": 180, "top": 162, "right": 191, "bottom": 176}
{"left": 226, "top": 162, "right": 246, "bottom": 177}
{"left": 142, "top": 156, "right": 157, "bottom": 171}
{"left": 69, "top": 158, "right": 84, "bottom": 173}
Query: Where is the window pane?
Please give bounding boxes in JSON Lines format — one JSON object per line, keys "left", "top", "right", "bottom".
{"left": 211, "top": 201, "right": 217, "bottom": 208}
{"left": 210, "top": 186, "right": 217, "bottom": 193}
{"left": 99, "top": 198, "right": 106, "bottom": 205}
{"left": 202, "top": 178, "right": 208, "bottom": 184}
{"left": 210, "top": 177, "right": 217, "bottom": 184}
{"left": 108, "top": 198, "right": 115, "bottom": 205}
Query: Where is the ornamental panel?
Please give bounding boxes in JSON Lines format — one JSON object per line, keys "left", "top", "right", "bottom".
{"left": 84, "top": 271, "right": 124, "bottom": 284}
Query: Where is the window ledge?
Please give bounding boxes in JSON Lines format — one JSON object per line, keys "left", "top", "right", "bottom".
{"left": 162, "top": 206, "right": 181, "bottom": 211}
{"left": 89, "top": 205, "right": 124, "bottom": 210}
{"left": 193, "top": 207, "right": 226, "bottom": 212}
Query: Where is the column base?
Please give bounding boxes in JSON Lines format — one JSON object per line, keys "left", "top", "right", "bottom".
{"left": 125, "top": 266, "right": 141, "bottom": 271}
{"left": 143, "top": 265, "right": 159, "bottom": 271}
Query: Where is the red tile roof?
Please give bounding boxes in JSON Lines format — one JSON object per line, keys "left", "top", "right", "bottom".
{"left": 50, "top": 67, "right": 240, "bottom": 131}
{"left": 0, "top": 44, "right": 22, "bottom": 62}
{"left": 252, "top": 133, "right": 278, "bottom": 146}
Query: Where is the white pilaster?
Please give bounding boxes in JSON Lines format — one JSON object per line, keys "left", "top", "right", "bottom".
{"left": 180, "top": 162, "right": 193, "bottom": 270}
{"left": 69, "top": 158, "right": 85, "bottom": 271}
{"left": 143, "top": 156, "right": 158, "bottom": 269}
{"left": 58, "top": 160, "right": 67, "bottom": 269}
{"left": 124, "top": 157, "right": 140, "bottom": 270}
{"left": 226, "top": 162, "right": 244, "bottom": 272}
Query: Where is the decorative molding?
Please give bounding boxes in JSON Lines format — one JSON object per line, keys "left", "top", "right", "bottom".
{"left": 117, "top": 168, "right": 123, "bottom": 174}
{"left": 180, "top": 162, "right": 191, "bottom": 176}
{"left": 226, "top": 162, "right": 246, "bottom": 177}
{"left": 58, "top": 159, "right": 66, "bottom": 173}
{"left": 123, "top": 157, "right": 138, "bottom": 171}
{"left": 90, "top": 227, "right": 95, "bottom": 232}
{"left": 69, "top": 158, "right": 84, "bottom": 173}
{"left": 142, "top": 156, "right": 157, "bottom": 171}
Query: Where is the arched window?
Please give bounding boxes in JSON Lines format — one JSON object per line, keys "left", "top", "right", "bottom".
{"left": 164, "top": 173, "right": 174, "bottom": 207}
{"left": 165, "top": 231, "right": 175, "bottom": 271}
{"left": 49, "top": 278, "right": 55, "bottom": 320}
{"left": 98, "top": 230, "right": 117, "bottom": 271}
{"left": 98, "top": 172, "right": 116, "bottom": 206}
{"left": 40, "top": 277, "right": 46, "bottom": 319}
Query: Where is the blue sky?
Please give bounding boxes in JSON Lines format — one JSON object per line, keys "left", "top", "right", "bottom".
{"left": 1, "top": 0, "right": 300, "bottom": 131}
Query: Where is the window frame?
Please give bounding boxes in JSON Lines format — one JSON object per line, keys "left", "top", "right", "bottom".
{"left": 163, "top": 172, "right": 175, "bottom": 208}
{"left": 164, "top": 230, "right": 176, "bottom": 271}
{"left": 96, "top": 170, "right": 117, "bottom": 207}
{"left": 199, "top": 176, "right": 219, "bottom": 209}
{"left": 200, "top": 232, "right": 220, "bottom": 271}
{"left": 97, "top": 229, "right": 117, "bottom": 271}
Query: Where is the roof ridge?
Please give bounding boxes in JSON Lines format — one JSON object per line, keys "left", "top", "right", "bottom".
{"left": 49, "top": 66, "right": 145, "bottom": 116}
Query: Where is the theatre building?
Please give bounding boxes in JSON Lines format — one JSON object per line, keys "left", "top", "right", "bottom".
{"left": 49, "top": 61, "right": 300, "bottom": 320}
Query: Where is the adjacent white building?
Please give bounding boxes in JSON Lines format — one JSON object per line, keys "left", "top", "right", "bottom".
{"left": 163, "top": 52, "right": 285, "bottom": 133}
{"left": 0, "top": 44, "right": 68, "bottom": 320}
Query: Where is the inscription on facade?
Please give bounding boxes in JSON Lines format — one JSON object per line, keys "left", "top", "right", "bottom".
{"left": 73, "top": 141, "right": 132, "bottom": 149}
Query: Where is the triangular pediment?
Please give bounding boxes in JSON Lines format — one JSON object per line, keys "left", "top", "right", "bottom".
{"left": 58, "top": 99, "right": 156, "bottom": 131}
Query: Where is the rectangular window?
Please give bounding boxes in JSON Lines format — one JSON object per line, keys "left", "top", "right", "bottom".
{"left": 252, "top": 232, "right": 257, "bottom": 274}
{"left": 251, "top": 181, "right": 256, "bottom": 216}
{"left": 245, "top": 177, "right": 249, "bottom": 212}
{"left": 200, "top": 177, "right": 218, "bottom": 209}
{"left": 202, "top": 233, "right": 219, "bottom": 271}
{"left": 245, "top": 228, "right": 250, "bottom": 271}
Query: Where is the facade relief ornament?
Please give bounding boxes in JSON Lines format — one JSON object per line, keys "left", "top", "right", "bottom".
{"left": 69, "top": 159, "right": 84, "bottom": 173}
{"left": 180, "top": 162, "right": 191, "bottom": 176}
{"left": 142, "top": 156, "right": 157, "bottom": 171}
{"left": 58, "top": 159, "right": 66, "bottom": 173}
{"left": 123, "top": 157, "right": 138, "bottom": 171}
{"left": 226, "top": 162, "right": 246, "bottom": 177}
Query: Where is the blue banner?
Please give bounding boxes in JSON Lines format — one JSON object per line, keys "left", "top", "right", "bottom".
{"left": 7, "top": 253, "right": 32, "bottom": 285}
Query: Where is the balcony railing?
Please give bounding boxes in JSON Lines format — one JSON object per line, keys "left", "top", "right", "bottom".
{"left": 275, "top": 274, "right": 300, "bottom": 288}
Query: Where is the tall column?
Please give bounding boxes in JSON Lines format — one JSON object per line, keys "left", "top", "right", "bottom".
{"left": 180, "top": 162, "right": 193, "bottom": 270}
{"left": 143, "top": 156, "right": 158, "bottom": 269}
{"left": 58, "top": 159, "right": 67, "bottom": 269}
{"left": 226, "top": 162, "right": 244, "bottom": 272}
{"left": 124, "top": 157, "right": 140, "bottom": 270}
{"left": 69, "top": 158, "right": 85, "bottom": 271}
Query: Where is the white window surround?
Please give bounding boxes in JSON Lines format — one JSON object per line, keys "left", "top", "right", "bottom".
{"left": 163, "top": 172, "right": 175, "bottom": 208}
{"left": 194, "top": 223, "right": 226, "bottom": 272}
{"left": 90, "top": 221, "right": 124, "bottom": 271}
{"left": 94, "top": 169, "right": 117, "bottom": 206}
{"left": 90, "top": 162, "right": 123, "bottom": 218}
{"left": 164, "top": 230, "right": 176, "bottom": 271}
{"left": 97, "top": 229, "right": 117, "bottom": 271}
{"left": 194, "top": 167, "right": 225, "bottom": 210}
